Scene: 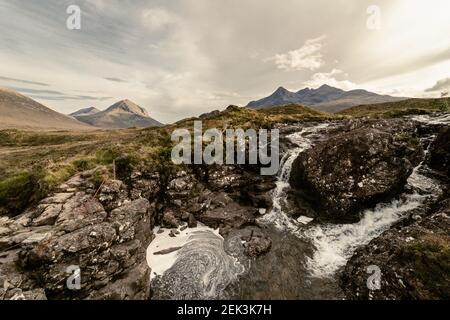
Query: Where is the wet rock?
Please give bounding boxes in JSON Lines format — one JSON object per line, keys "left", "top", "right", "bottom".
{"left": 168, "top": 172, "right": 195, "bottom": 198}
{"left": 32, "top": 204, "right": 62, "bottom": 226}
{"left": 188, "top": 214, "right": 197, "bottom": 228}
{"left": 0, "top": 163, "right": 160, "bottom": 301}
{"left": 290, "top": 123, "right": 422, "bottom": 221}
{"left": 88, "top": 260, "right": 150, "bottom": 300}
{"left": 154, "top": 247, "right": 182, "bottom": 255}
{"left": 428, "top": 126, "right": 450, "bottom": 177}
{"left": 58, "top": 175, "right": 86, "bottom": 192}
{"left": 0, "top": 228, "right": 10, "bottom": 238}
{"left": 162, "top": 210, "right": 180, "bottom": 228}
{"left": 0, "top": 227, "right": 53, "bottom": 251}
{"left": 341, "top": 200, "right": 450, "bottom": 300}
{"left": 181, "top": 212, "right": 190, "bottom": 221}
{"left": 208, "top": 166, "right": 244, "bottom": 191}
{"left": 55, "top": 192, "right": 107, "bottom": 233}
{"left": 240, "top": 179, "right": 276, "bottom": 209}
{"left": 243, "top": 231, "right": 272, "bottom": 258}
{"left": 98, "top": 180, "right": 128, "bottom": 212}
{"left": 40, "top": 193, "right": 74, "bottom": 205}
{"left": 169, "top": 230, "right": 177, "bottom": 237}
{"left": 130, "top": 178, "right": 159, "bottom": 200}
{"left": 13, "top": 188, "right": 153, "bottom": 300}
{"left": 199, "top": 203, "right": 256, "bottom": 231}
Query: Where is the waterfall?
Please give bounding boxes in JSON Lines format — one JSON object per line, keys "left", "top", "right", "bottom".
{"left": 304, "top": 133, "right": 442, "bottom": 278}
{"left": 259, "top": 120, "right": 444, "bottom": 279}
{"left": 258, "top": 123, "right": 331, "bottom": 231}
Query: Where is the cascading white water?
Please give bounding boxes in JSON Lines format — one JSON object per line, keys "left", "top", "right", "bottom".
{"left": 410, "top": 113, "right": 450, "bottom": 125}
{"left": 258, "top": 123, "right": 330, "bottom": 231}
{"left": 260, "top": 120, "right": 444, "bottom": 279}
{"left": 304, "top": 193, "right": 426, "bottom": 278}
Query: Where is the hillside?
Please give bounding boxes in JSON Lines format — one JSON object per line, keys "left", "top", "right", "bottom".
{"left": 337, "top": 98, "right": 450, "bottom": 118}
{"left": 70, "top": 107, "right": 100, "bottom": 117}
{"left": 172, "top": 104, "right": 335, "bottom": 131}
{"left": 0, "top": 88, "right": 94, "bottom": 131}
{"left": 74, "top": 99, "right": 163, "bottom": 129}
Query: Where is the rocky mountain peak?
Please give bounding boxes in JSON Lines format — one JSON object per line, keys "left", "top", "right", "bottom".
{"left": 247, "top": 84, "right": 406, "bottom": 112}
{"left": 273, "top": 86, "right": 291, "bottom": 96}
{"left": 108, "top": 99, "right": 149, "bottom": 117}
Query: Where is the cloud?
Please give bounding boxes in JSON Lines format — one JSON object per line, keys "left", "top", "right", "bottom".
{"left": 8, "top": 86, "right": 113, "bottom": 101}
{"left": 304, "top": 69, "right": 357, "bottom": 90}
{"left": 104, "top": 77, "right": 128, "bottom": 83}
{"left": 1, "top": 1, "right": 449, "bottom": 122}
{"left": 0, "top": 76, "right": 48, "bottom": 86}
{"left": 30, "top": 95, "right": 113, "bottom": 101}
{"left": 141, "top": 7, "right": 177, "bottom": 31}
{"left": 7, "top": 87, "right": 64, "bottom": 95}
{"left": 425, "top": 77, "right": 450, "bottom": 92}
{"left": 270, "top": 36, "right": 326, "bottom": 71}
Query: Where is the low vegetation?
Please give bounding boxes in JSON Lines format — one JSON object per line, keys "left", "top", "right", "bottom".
{"left": 0, "top": 130, "right": 95, "bottom": 147}
{"left": 400, "top": 234, "right": 450, "bottom": 299}
{"left": 0, "top": 127, "right": 172, "bottom": 216}
{"left": 337, "top": 97, "right": 450, "bottom": 118}
{"left": 0, "top": 100, "right": 448, "bottom": 216}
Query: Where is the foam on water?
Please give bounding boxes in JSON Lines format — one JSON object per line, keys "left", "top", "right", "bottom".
{"left": 147, "top": 224, "right": 244, "bottom": 299}
{"left": 147, "top": 225, "right": 220, "bottom": 279}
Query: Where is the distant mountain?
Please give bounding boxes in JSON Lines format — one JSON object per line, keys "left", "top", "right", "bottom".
{"left": 247, "top": 84, "right": 406, "bottom": 112}
{"left": 0, "top": 88, "right": 94, "bottom": 131}
{"left": 73, "top": 99, "right": 163, "bottom": 129}
{"left": 70, "top": 107, "right": 100, "bottom": 117}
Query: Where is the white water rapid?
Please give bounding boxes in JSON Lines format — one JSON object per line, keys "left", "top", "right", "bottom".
{"left": 259, "top": 120, "right": 443, "bottom": 279}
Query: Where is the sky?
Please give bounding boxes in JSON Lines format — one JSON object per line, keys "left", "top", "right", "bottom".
{"left": 0, "top": 0, "right": 449, "bottom": 123}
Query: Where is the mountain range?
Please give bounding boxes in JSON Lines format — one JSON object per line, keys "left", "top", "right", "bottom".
{"left": 0, "top": 88, "right": 93, "bottom": 131}
{"left": 0, "top": 87, "right": 163, "bottom": 130}
{"left": 71, "top": 100, "right": 163, "bottom": 129}
{"left": 247, "top": 84, "right": 406, "bottom": 112}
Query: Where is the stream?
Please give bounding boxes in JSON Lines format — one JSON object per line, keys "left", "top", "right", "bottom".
{"left": 147, "top": 115, "right": 448, "bottom": 300}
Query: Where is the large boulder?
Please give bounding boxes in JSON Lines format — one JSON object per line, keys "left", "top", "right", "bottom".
{"left": 290, "top": 124, "right": 422, "bottom": 221}
{"left": 428, "top": 126, "right": 450, "bottom": 178}
{"left": 0, "top": 172, "right": 156, "bottom": 300}
{"left": 194, "top": 191, "right": 257, "bottom": 234}
{"left": 341, "top": 200, "right": 450, "bottom": 300}
{"left": 19, "top": 197, "right": 154, "bottom": 299}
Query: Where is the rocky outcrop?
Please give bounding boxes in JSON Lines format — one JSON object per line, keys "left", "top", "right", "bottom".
{"left": 341, "top": 199, "right": 450, "bottom": 300}
{"left": 0, "top": 160, "right": 274, "bottom": 300}
{"left": 158, "top": 166, "right": 275, "bottom": 235}
{"left": 0, "top": 170, "right": 156, "bottom": 300}
{"left": 290, "top": 120, "right": 423, "bottom": 221}
{"left": 428, "top": 126, "right": 450, "bottom": 178}
{"left": 243, "top": 230, "right": 272, "bottom": 258}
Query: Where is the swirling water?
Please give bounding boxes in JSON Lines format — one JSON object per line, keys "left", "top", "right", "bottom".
{"left": 147, "top": 225, "right": 244, "bottom": 299}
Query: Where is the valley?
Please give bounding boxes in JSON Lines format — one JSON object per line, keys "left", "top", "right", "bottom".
{"left": 0, "top": 94, "right": 449, "bottom": 300}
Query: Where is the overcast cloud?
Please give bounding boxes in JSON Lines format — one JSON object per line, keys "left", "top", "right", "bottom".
{"left": 0, "top": 0, "right": 449, "bottom": 123}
